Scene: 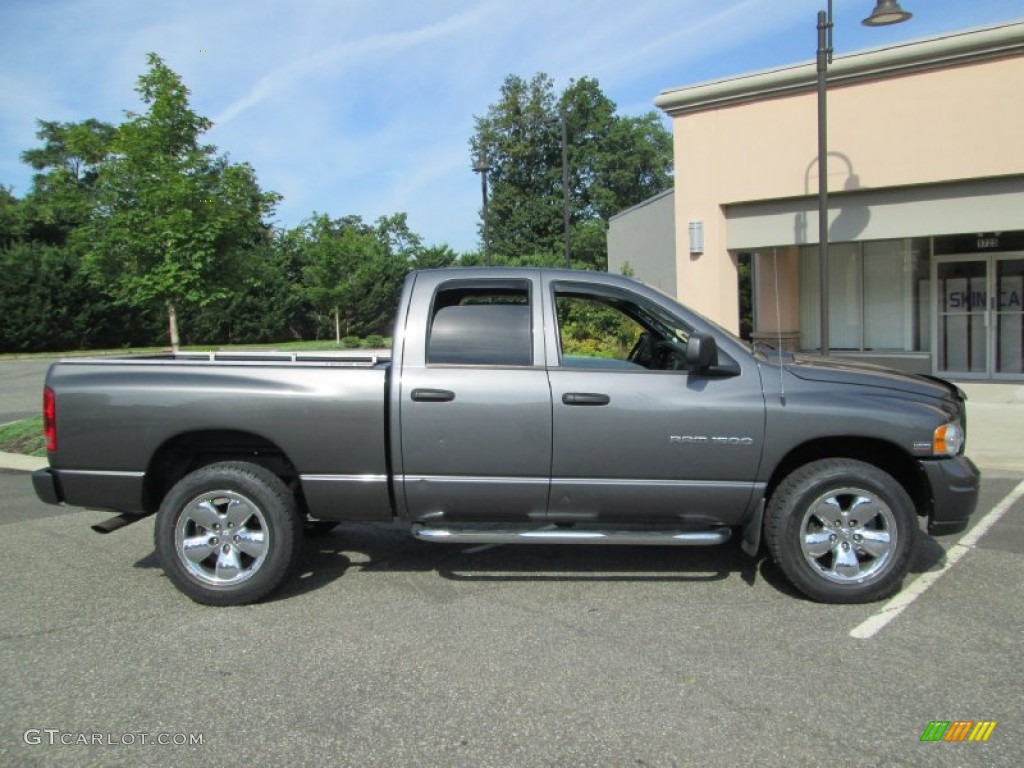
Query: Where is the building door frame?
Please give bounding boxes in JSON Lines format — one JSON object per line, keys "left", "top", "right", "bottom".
{"left": 933, "top": 252, "right": 1024, "bottom": 380}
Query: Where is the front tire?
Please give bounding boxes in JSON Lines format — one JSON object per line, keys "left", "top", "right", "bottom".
{"left": 765, "top": 459, "right": 916, "bottom": 603}
{"left": 155, "top": 461, "right": 302, "bottom": 606}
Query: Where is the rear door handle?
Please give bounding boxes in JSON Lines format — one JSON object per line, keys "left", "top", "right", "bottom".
{"left": 562, "top": 392, "right": 610, "bottom": 406}
{"left": 411, "top": 388, "right": 456, "bottom": 403}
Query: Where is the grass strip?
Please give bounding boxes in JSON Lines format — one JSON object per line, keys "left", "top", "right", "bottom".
{"left": 0, "top": 416, "right": 46, "bottom": 457}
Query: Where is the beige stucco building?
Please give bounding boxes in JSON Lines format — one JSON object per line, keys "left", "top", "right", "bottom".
{"left": 611, "top": 21, "right": 1024, "bottom": 380}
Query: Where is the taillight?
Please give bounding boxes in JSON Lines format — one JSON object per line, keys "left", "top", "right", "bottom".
{"left": 43, "top": 386, "right": 57, "bottom": 452}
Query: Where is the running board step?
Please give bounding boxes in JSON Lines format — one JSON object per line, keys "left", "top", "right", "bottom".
{"left": 412, "top": 525, "right": 731, "bottom": 547}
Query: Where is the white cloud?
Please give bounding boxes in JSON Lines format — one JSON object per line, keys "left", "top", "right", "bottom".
{"left": 212, "top": 3, "right": 493, "bottom": 127}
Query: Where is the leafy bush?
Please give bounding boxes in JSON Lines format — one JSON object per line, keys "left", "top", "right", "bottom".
{"left": 0, "top": 242, "right": 160, "bottom": 352}
{"left": 556, "top": 296, "right": 638, "bottom": 359}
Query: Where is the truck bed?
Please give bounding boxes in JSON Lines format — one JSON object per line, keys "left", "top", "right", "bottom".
{"left": 44, "top": 352, "right": 393, "bottom": 520}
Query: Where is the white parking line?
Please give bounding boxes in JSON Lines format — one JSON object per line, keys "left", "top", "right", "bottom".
{"left": 850, "top": 478, "right": 1024, "bottom": 640}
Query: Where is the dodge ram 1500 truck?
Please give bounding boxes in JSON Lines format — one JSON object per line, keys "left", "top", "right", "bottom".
{"left": 32, "top": 268, "right": 980, "bottom": 605}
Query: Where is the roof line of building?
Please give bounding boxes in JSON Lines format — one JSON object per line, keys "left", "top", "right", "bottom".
{"left": 609, "top": 187, "right": 674, "bottom": 221}
{"left": 655, "top": 20, "right": 1024, "bottom": 117}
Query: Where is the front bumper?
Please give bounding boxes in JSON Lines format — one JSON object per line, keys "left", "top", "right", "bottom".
{"left": 919, "top": 456, "right": 980, "bottom": 536}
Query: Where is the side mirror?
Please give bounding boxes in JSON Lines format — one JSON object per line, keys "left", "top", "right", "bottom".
{"left": 685, "top": 333, "right": 718, "bottom": 371}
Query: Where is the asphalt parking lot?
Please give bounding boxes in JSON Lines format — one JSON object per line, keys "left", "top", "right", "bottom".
{"left": 0, "top": 359, "right": 51, "bottom": 424}
{"left": 1, "top": 465, "right": 1021, "bottom": 767}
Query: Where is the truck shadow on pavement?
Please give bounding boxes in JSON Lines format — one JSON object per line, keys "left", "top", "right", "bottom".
{"left": 274, "top": 531, "right": 763, "bottom": 603}
{"left": 132, "top": 520, "right": 951, "bottom": 604}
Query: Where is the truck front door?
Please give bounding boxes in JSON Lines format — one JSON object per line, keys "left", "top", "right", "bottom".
{"left": 544, "top": 278, "right": 766, "bottom": 525}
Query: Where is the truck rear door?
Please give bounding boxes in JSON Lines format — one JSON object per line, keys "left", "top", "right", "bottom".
{"left": 395, "top": 272, "right": 552, "bottom": 522}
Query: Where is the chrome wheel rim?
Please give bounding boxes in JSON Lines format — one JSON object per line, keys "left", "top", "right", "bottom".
{"left": 174, "top": 490, "right": 269, "bottom": 587}
{"left": 799, "top": 487, "right": 897, "bottom": 584}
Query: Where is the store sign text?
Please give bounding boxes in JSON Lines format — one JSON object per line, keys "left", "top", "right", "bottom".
{"left": 947, "top": 289, "right": 1022, "bottom": 311}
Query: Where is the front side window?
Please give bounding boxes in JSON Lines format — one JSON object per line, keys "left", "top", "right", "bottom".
{"left": 554, "top": 285, "right": 694, "bottom": 371}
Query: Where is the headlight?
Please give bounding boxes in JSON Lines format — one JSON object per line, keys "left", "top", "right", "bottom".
{"left": 933, "top": 421, "right": 964, "bottom": 457}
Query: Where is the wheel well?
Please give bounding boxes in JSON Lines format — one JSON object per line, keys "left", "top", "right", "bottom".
{"left": 766, "top": 438, "right": 930, "bottom": 517}
{"left": 143, "top": 430, "right": 302, "bottom": 514}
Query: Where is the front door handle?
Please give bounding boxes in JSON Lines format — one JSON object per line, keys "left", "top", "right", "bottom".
{"left": 411, "top": 388, "right": 456, "bottom": 403}
{"left": 562, "top": 392, "right": 611, "bottom": 406}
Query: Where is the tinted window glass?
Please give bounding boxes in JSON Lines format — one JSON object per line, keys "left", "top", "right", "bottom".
{"left": 554, "top": 285, "right": 694, "bottom": 371}
{"left": 428, "top": 281, "right": 532, "bottom": 366}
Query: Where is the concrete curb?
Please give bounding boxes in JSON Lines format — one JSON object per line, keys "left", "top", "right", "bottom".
{"left": 0, "top": 452, "right": 47, "bottom": 472}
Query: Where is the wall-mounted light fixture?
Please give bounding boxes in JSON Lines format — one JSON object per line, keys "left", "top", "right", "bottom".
{"left": 688, "top": 220, "right": 704, "bottom": 255}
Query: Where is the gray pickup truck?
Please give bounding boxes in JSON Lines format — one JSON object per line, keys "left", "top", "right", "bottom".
{"left": 33, "top": 268, "right": 979, "bottom": 605}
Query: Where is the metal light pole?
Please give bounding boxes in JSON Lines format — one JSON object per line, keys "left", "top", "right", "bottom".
{"left": 559, "top": 109, "right": 571, "bottom": 268}
{"left": 816, "top": 0, "right": 911, "bottom": 355}
{"left": 542, "top": 110, "right": 572, "bottom": 267}
{"left": 473, "top": 148, "right": 490, "bottom": 265}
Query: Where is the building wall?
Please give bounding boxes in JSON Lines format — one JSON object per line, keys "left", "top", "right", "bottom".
{"left": 687, "top": 55, "right": 1024, "bottom": 206}
{"left": 607, "top": 189, "right": 676, "bottom": 294}
{"left": 670, "top": 110, "right": 737, "bottom": 328}
{"left": 658, "top": 23, "right": 1024, "bottom": 337}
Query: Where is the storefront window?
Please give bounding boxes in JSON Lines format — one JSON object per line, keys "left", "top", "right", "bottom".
{"left": 799, "top": 238, "right": 929, "bottom": 352}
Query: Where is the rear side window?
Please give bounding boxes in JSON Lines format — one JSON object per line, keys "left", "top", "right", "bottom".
{"left": 427, "top": 281, "right": 532, "bottom": 366}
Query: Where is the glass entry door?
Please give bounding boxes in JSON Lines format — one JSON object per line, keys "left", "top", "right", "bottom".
{"left": 995, "top": 258, "right": 1024, "bottom": 375}
{"left": 935, "top": 255, "right": 1024, "bottom": 378}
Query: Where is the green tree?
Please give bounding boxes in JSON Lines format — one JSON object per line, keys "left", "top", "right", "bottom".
{"left": 2, "top": 131, "right": 164, "bottom": 353}
{"left": 9, "top": 118, "right": 152, "bottom": 352}
{"left": 0, "top": 186, "right": 24, "bottom": 249}
{"left": 299, "top": 213, "right": 408, "bottom": 342}
{"left": 473, "top": 74, "right": 562, "bottom": 261}
{"left": 81, "top": 53, "right": 280, "bottom": 350}
{"left": 471, "top": 74, "right": 673, "bottom": 269}
{"left": 375, "top": 212, "right": 423, "bottom": 261}
{"left": 190, "top": 232, "right": 315, "bottom": 345}
{"left": 413, "top": 243, "right": 458, "bottom": 270}
{"left": 20, "top": 119, "right": 116, "bottom": 245}
{"left": 0, "top": 241, "right": 158, "bottom": 353}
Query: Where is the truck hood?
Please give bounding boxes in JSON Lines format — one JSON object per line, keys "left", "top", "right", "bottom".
{"left": 784, "top": 354, "right": 962, "bottom": 402}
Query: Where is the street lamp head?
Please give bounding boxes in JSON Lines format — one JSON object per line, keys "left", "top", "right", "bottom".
{"left": 473, "top": 149, "right": 489, "bottom": 174}
{"left": 862, "top": 0, "right": 912, "bottom": 26}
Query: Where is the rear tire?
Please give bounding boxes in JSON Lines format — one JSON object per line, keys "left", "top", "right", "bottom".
{"left": 765, "top": 459, "right": 916, "bottom": 603}
{"left": 155, "top": 461, "right": 302, "bottom": 606}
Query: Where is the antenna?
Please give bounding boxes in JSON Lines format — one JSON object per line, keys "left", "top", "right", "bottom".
{"left": 773, "top": 248, "right": 786, "bottom": 406}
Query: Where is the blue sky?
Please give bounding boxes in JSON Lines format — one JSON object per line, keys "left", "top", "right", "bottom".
{"left": 1, "top": 0, "right": 1021, "bottom": 253}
